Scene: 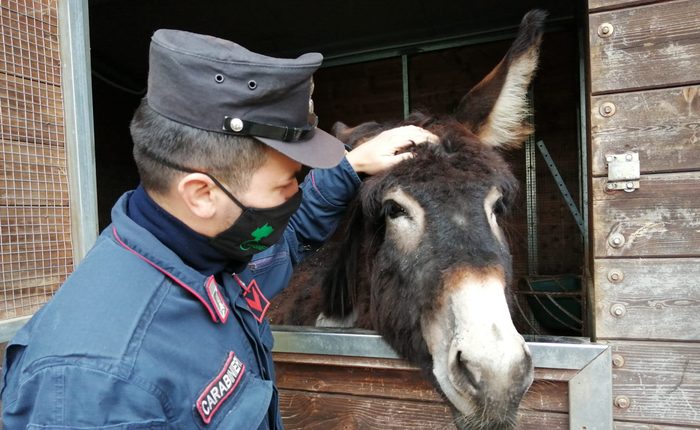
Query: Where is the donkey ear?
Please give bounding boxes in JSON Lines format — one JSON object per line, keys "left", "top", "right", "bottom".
{"left": 320, "top": 200, "right": 365, "bottom": 319}
{"left": 331, "top": 120, "right": 386, "bottom": 149}
{"left": 455, "top": 10, "right": 547, "bottom": 149}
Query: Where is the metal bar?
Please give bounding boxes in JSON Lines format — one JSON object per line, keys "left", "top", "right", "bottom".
{"left": 535, "top": 140, "right": 586, "bottom": 236}
{"left": 401, "top": 55, "right": 410, "bottom": 119}
{"left": 570, "top": 347, "right": 613, "bottom": 429}
{"left": 321, "top": 17, "right": 573, "bottom": 68}
{"left": 58, "top": 0, "right": 99, "bottom": 264}
{"left": 525, "top": 91, "right": 538, "bottom": 276}
{"left": 575, "top": 0, "right": 592, "bottom": 340}
{"left": 0, "top": 316, "right": 32, "bottom": 343}
{"left": 271, "top": 328, "right": 612, "bottom": 429}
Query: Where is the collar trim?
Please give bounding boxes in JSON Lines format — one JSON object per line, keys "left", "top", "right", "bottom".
{"left": 112, "top": 226, "right": 220, "bottom": 323}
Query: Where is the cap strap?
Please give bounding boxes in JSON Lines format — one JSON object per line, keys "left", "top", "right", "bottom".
{"left": 222, "top": 114, "right": 318, "bottom": 142}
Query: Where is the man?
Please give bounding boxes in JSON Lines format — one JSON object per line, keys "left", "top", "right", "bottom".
{"left": 1, "top": 30, "right": 435, "bottom": 428}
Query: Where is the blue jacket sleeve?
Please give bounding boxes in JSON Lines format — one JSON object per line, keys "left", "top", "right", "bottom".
{"left": 284, "top": 156, "right": 361, "bottom": 265}
{"left": 2, "top": 364, "right": 168, "bottom": 428}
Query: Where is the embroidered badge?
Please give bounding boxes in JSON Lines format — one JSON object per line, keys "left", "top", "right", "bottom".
{"left": 205, "top": 276, "right": 229, "bottom": 324}
{"left": 242, "top": 279, "right": 270, "bottom": 323}
{"left": 196, "top": 352, "right": 246, "bottom": 424}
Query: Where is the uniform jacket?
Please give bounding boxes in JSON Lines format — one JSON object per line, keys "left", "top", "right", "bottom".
{"left": 1, "top": 158, "right": 361, "bottom": 429}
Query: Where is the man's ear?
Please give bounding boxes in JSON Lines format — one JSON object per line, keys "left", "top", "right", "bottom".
{"left": 177, "top": 173, "right": 219, "bottom": 219}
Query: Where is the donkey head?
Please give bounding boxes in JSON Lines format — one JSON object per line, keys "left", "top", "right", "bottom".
{"left": 321, "top": 10, "right": 547, "bottom": 429}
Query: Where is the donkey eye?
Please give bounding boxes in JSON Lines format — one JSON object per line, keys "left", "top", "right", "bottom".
{"left": 493, "top": 198, "right": 506, "bottom": 216}
{"left": 384, "top": 199, "right": 408, "bottom": 219}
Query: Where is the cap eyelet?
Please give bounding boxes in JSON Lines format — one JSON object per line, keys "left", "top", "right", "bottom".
{"left": 214, "top": 74, "right": 225, "bottom": 83}
{"left": 247, "top": 80, "right": 257, "bottom": 90}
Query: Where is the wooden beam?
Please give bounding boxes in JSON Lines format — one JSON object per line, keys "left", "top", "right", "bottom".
{"left": 609, "top": 340, "right": 700, "bottom": 426}
{"left": 594, "top": 258, "right": 700, "bottom": 340}
{"left": 589, "top": 0, "right": 700, "bottom": 94}
{"left": 590, "top": 85, "right": 700, "bottom": 176}
{"left": 592, "top": 172, "right": 700, "bottom": 257}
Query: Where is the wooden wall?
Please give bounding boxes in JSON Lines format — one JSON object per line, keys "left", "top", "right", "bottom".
{"left": 0, "top": 0, "right": 72, "bottom": 320}
{"left": 274, "top": 352, "right": 573, "bottom": 430}
{"left": 588, "top": 0, "right": 700, "bottom": 428}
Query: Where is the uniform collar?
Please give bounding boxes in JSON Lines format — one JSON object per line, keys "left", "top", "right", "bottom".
{"left": 110, "top": 191, "right": 242, "bottom": 324}
{"left": 127, "top": 184, "right": 247, "bottom": 275}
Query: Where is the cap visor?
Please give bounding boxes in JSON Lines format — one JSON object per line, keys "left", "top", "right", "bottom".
{"left": 256, "top": 128, "right": 346, "bottom": 169}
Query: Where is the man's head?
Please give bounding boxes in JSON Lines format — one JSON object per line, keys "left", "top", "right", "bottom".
{"left": 130, "top": 30, "right": 344, "bottom": 242}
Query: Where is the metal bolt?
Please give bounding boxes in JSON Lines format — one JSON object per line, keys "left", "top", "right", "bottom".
{"left": 599, "top": 102, "right": 616, "bottom": 117}
{"left": 598, "top": 22, "right": 614, "bottom": 38}
{"left": 609, "top": 233, "right": 625, "bottom": 248}
{"left": 608, "top": 269, "right": 624, "bottom": 283}
{"left": 606, "top": 155, "right": 614, "bottom": 163}
{"left": 625, "top": 153, "right": 633, "bottom": 161}
{"left": 615, "top": 395, "right": 630, "bottom": 409}
{"left": 606, "top": 183, "right": 616, "bottom": 190}
{"left": 612, "top": 354, "right": 625, "bottom": 368}
{"left": 611, "top": 304, "right": 627, "bottom": 317}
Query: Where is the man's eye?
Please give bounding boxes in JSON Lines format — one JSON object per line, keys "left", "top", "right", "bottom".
{"left": 384, "top": 199, "right": 407, "bottom": 219}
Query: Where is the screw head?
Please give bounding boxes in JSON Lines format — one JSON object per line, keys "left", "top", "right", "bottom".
{"left": 625, "top": 153, "right": 633, "bottom": 161}
{"left": 615, "top": 395, "right": 630, "bottom": 409}
{"left": 612, "top": 354, "right": 625, "bottom": 368}
{"left": 611, "top": 303, "right": 627, "bottom": 317}
{"left": 598, "top": 22, "right": 614, "bottom": 38}
{"left": 609, "top": 233, "right": 625, "bottom": 248}
{"left": 608, "top": 269, "right": 624, "bottom": 283}
{"left": 599, "top": 102, "right": 616, "bottom": 117}
{"left": 606, "top": 155, "right": 614, "bottom": 163}
{"left": 626, "top": 181, "right": 635, "bottom": 190}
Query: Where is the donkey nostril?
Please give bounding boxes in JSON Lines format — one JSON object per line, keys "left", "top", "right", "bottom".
{"left": 456, "top": 351, "right": 482, "bottom": 392}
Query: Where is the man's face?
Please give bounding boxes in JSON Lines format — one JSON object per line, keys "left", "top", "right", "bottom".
{"left": 235, "top": 146, "right": 302, "bottom": 209}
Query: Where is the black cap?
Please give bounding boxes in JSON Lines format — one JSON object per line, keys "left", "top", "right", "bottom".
{"left": 147, "top": 29, "right": 345, "bottom": 168}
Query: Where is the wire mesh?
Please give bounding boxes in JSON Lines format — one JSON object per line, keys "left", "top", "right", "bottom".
{"left": 0, "top": 0, "right": 73, "bottom": 319}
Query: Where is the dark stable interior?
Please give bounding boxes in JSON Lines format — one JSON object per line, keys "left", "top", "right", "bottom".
{"left": 89, "top": 0, "right": 585, "bottom": 336}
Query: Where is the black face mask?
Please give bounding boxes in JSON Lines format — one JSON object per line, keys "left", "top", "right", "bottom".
{"left": 206, "top": 173, "right": 303, "bottom": 262}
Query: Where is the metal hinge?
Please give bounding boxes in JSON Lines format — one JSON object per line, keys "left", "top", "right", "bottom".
{"left": 605, "top": 152, "right": 640, "bottom": 192}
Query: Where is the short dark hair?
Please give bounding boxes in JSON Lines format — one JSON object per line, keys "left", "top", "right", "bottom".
{"left": 130, "top": 98, "right": 267, "bottom": 194}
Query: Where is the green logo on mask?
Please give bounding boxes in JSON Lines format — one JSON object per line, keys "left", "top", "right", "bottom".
{"left": 240, "top": 223, "right": 274, "bottom": 251}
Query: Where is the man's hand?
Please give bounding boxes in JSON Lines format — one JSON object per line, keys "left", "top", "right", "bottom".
{"left": 345, "top": 125, "right": 438, "bottom": 175}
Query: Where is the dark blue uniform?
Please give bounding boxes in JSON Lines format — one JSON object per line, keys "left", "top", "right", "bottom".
{"left": 1, "top": 159, "right": 360, "bottom": 429}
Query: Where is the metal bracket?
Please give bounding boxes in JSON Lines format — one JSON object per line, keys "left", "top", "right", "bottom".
{"left": 605, "top": 152, "right": 640, "bottom": 192}
{"left": 535, "top": 140, "right": 586, "bottom": 237}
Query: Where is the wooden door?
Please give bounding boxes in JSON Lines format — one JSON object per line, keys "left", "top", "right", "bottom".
{"left": 588, "top": 0, "right": 700, "bottom": 427}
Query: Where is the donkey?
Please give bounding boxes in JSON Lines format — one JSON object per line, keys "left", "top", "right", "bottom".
{"left": 270, "top": 10, "right": 547, "bottom": 430}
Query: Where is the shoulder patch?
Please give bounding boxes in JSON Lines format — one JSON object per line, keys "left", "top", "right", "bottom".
{"left": 196, "top": 351, "right": 246, "bottom": 424}
{"left": 205, "top": 276, "right": 229, "bottom": 324}
{"left": 242, "top": 279, "right": 270, "bottom": 324}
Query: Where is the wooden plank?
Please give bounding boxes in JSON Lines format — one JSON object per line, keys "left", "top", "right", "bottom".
{"left": 594, "top": 258, "right": 700, "bottom": 340}
{"left": 615, "top": 422, "right": 700, "bottom": 430}
{"left": 589, "top": 0, "right": 700, "bottom": 94}
{"left": 1, "top": 0, "right": 59, "bottom": 27}
{"left": 0, "top": 6, "right": 61, "bottom": 84}
{"left": 590, "top": 86, "right": 700, "bottom": 176}
{"left": 275, "top": 359, "right": 570, "bottom": 412}
{"left": 0, "top": 73, "right": 65, "bottom": 146}
{"left": 592, "top": 172, "right": 700, "bottom": 257}
{"left": 278, "top": 389, "right": 569, "bottom": 430}
{"left": 0, "top": 140, "right": 69, "bottom": 206}
{"left": 609, "top": 340, "right": 700, "bottom": 426}
{"left": 589, "top": 0, "right": 672, "bottom": 13}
